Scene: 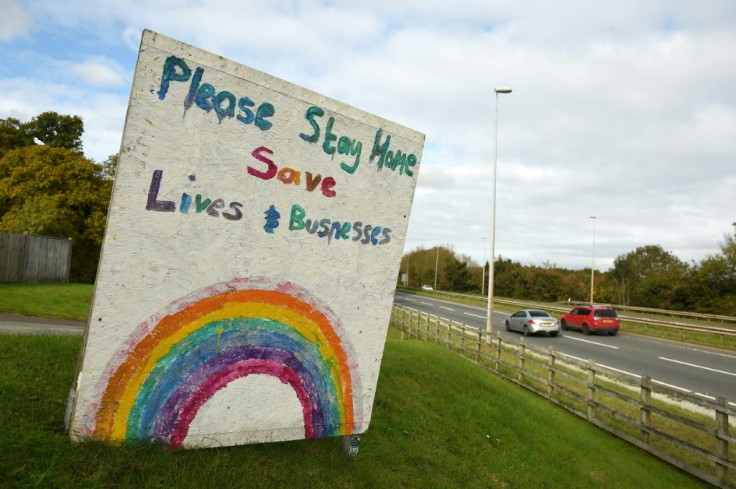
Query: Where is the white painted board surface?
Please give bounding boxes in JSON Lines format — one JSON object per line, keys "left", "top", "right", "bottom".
{"left": 68, "top": 30, "right": 424, "bottom": 449}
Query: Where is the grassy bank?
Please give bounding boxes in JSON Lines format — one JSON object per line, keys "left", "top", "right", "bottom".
{"left": 0, "top": 330, "right": 708, "bottom": 489}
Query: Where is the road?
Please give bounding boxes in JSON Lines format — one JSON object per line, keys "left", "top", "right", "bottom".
{"left": 0, "top": 313, "right": 85, "bottom": 335}
{"left": 394, "top": 291, "right": 736, "bottom": 401}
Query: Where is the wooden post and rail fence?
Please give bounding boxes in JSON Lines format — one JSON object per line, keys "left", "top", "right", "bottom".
{"left": 392, "top": 305, "right": 736, "bottom": 489}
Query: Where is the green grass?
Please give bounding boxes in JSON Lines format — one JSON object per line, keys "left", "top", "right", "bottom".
{"left": 399, "top": 310, "right": 736, "bottom": 486}
{"left": 0, "top": 330, "right": 710, "bottom": 489}
{"left": 0, "top": 283, "right": 93, "bottom": 321}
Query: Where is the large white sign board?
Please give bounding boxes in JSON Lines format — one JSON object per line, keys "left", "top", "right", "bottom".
{"left": 68, "top": 30, "right": 424, "bottom": 449}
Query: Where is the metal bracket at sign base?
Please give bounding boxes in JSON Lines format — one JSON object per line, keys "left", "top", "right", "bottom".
{"left": 343, "top": 434, "right": 361, "bottom": 456}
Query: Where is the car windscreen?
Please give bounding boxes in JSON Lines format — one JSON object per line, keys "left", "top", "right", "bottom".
{"left": 529, "top": 311, "right": 551, "bottom": 318}
{"left": 594, "top": 309, "right": 617, "bottom": 318}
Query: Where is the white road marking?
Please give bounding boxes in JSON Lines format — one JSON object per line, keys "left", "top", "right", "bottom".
{"left": 562, "top": 353, "right": 588, "bottom": 363}
{"left": 658, "top": 357, "right": 736, "bottom": 378}
{"left": 440, "top": 306, "right": 455, "bottom": 311}
{"left": 555, "top": 355, "right": 718, "bottom": 400}
{"left": 682, "top": 347, "right": 736, "bottom": 360}
{"left": 464, "top": 313, "right": 486, "bottom": 319}
{"left": 562, "top": 336, "right": 619, "bottom": 349}
{"left": 420, "top": 302, "right": 433, "bottom": 306}
{"left": 598, "top": 364, "right": 640, "bottom": 377}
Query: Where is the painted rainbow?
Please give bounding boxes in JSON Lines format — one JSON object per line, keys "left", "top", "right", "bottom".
{"left": 89, "top": 278, "right": 360, "bottom": 448}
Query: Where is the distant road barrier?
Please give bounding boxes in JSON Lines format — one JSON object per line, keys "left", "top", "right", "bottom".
{"left": 392, "top": 305, "right": 736, "bottom": 489}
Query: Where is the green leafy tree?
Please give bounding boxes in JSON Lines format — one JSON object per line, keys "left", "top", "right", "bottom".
{"left": 444, "top": 254, "right": 472, "bottom": 291}
{"left": 21, "top": 112, "right": 84, "bottom": 152}
{"left": 399, "top": 245, "right": 476, "bottom": 290}
{"left": 559, "top": 270, "right": 589, "bottom": 303}
{"left": 610, "top": 245, "right": 690, "bottom": 308}
{"left": 0, "top": 117, "right": 33, "bottom": 158}
{"left": 690, "top": 233, "right": 736, "bottom": 314}
{"left": 493, "top": 256, "right": 525, "bottom": 298}
{"left": 0, "top": 145, "right": 111, "bottom": 282}
{"left": 97, "top": 153, "right": 119, "bottom": 180}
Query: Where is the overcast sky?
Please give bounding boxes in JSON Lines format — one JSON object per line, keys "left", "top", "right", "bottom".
{"left": 2, "top": 0, "right": 735, "bottom": 271}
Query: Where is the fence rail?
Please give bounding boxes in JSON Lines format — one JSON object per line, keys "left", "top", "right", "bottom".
{"left": 392, "top": 305, "right": 736, "bottom": 489}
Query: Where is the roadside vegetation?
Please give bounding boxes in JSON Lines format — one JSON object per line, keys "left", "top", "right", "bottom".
{"left": 402, "top": 238, "right": 736, "bottom": 317}
{"left": 0, "top": 329, "right": 710, "bottom": 489}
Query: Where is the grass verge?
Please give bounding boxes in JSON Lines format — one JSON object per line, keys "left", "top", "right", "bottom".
{"left": 0, "top": 329, "right": 709, "bottom": 489}
{"left": 0, "top": 284, "right": 93, "bottom": 321}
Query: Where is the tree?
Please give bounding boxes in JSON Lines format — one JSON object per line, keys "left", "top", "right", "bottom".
{"left": 0, "top": 145, "right": 112, "bottom": 282}
{"left": 559, "top": 271, "right": 588, "bottom": 303}
{"left": 493, "top": 256, "right": 524, "bottom": 298}
{"left": 610, "top": 245, "right": 690, "bottom": 309}
{"left": 21, "top": 112, "right": 84, "bottom": 152}
{"left": 1, "top": 112, "right": 85, "bottom": 158}
{"left": 444, "top": 254, "right": 472, "bottom": 291}
{"left": 690, "top": 233, "right": 736, "bottom": 315}
{"left": 0, "top": 117, "right": 32, "bottom": 158}
{"left": 97, "top": 153, "right": 119, "bottom": 180}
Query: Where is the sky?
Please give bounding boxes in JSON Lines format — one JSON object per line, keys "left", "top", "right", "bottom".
{"left": 1, "top": 0, "right": 735, "bottom": 272}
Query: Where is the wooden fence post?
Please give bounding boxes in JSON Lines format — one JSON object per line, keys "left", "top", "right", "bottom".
{"left": 547, "top": 345, "right": 556, "bottom": 398}
{"left": 460, "top": 324, "right": 466, "bottom": 352}
{"left": 476, "top": 329, "right": 482, "bottom": 364}
{"left": 446, "top": 317, "right": 451, "bottom": 348}
{"left": 640, "top": 375, "right": 652, "bottom": 445}
{"left": 587, "top": 360, "right": 596, "bottom": 421}
{"left": 495, "top": 333, "right": 502, "bottom": 373}
{"left": 518, "top": 337, "right": 526, "bottom": 384}
{"left": 434, "top": 314, "right": 439, "bottom": 344}
{"left": 715, "top": 396, "right": 729, "bottom": 485}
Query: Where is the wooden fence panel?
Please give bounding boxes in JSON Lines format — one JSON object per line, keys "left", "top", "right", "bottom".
{"left": 0, "top": 234, "right": 25, "bottom": 282}
{"left": 0, "top": 233, "right": 71, "bottom": 284}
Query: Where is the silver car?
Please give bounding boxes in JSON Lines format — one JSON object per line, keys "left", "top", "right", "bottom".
{"left": 505, "top": 309, "right": 561, "bottom": 337}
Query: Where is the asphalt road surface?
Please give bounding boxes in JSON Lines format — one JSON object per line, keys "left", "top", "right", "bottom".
{"left": 394, "top": 291, "right": 736, "bottom": 402}
{"left": 0, "top": 313, "right": 85, "bottom": 335}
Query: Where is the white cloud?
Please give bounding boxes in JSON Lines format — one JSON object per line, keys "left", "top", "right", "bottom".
{"left": 2, "top": 1, "right": 736, "bottom": 269}
{"left": 0, "top": 0, "right": 31, "bottom": 41}
{"left": 73, "top": 58, "right": 125, "bottom": 87}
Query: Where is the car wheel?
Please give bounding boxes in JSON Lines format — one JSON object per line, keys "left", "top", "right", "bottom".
{"left": 608, "top": 330, "right": 618, "bottom": 336}
{"left": 582, "top": 324, "right": 590, "bottom": 335}
{"left": 523, "top": 325, "right": 530, "bottom": 336}
{"left": 561, "top": 320, "right": 568, "bottom": 331}
{"left": 505, "top": 320, "right": 511, "bottom": 332}
{"left": 550, "top": 331, "right": 559, "bottom": 337}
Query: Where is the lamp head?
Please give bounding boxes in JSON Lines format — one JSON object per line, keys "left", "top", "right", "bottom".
{"left": 494, "top": 87, "right": 513, "bottom": 94}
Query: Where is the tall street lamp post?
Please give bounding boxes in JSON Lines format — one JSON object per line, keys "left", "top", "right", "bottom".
{"left": 590, "top": 215, "right": 597, "bottom": 303}
{"left": 481, "top": 236, "right": 487, "bottom": 296}
{"left": 487, "top": 87, "right": 512, "bottom": 340}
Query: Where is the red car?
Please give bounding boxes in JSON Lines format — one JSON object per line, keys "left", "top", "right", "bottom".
{"left": 560, "top": 304, "right": 620, "bottom": 336}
